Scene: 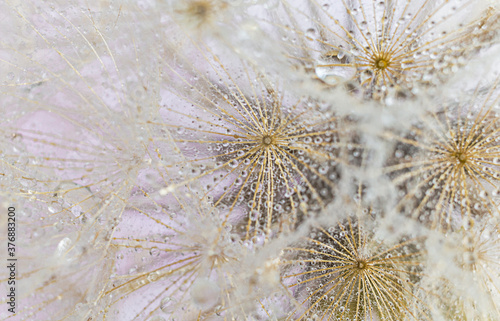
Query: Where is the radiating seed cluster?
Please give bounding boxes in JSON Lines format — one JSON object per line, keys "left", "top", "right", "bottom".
{"left": 159, "top": 52, "right": 349, "bottom": 238}
{"left": 1, "top": 1, "right": 500, "bottom": 321}
{"left": 384, "top": 83, "right": 500, "bottom": 231}
{"left": 280, "top": 215, "right": 429, "bottom": 321}
{"left": 268, "top": 0, "right": 499, "bottom": 98}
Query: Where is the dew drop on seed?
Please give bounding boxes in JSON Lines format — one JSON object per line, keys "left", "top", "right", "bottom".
{"left": 160, "top": 297, "right": 175, "bottom": 313}
{"left": 150, "top": 247, "right": 160, "bottom": 256}
{"left": 191, "top": 278, "right": 220, "bottom": 309}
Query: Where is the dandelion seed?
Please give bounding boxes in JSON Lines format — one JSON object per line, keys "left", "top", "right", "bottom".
{"left": 450, "top": 217, "right": 500, "bottom": 319}
{"left": 384, "top": 79, "right": 500, "bottom": 231}
{"left": 158, "top": 33, "right": 354, "bottom": 239}
{"left": 262, "top": 0, "right": 499, "bottom": 98}
{"left": 279, "top": 214, "right": 430, "bottom": 320}
{"left": 0, "top": 1, "right": 159, "bottom": 234}
{"left": 102, "top": 193, "right": 250, "bottom": 320}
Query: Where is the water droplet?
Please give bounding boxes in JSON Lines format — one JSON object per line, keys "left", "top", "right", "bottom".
{"left": 228, "top": 159, "right": 238, "bottom": 168}
{"left": 306, "top": 28, "right": 316, "bottom": 39}
{"left": 215, "top": 305, "right": 223, "bottom": 316}
{"left": 160, "top": 297, "right": 175, "bottom": 313}
{"left": 48, "top": 202, "right": 63, "bottom": 214}
{"left": 150, "top": 247, "right": 160, "bottom": 256}
{"left": 56, "top": 237, "right": 72, "bottom": 257}
{"left": 315, "top": 51, "right": 356, "bottom": 86}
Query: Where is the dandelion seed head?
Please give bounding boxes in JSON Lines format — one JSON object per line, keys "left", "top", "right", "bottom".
{"left": 160, "top": 38, "right": 345, "bottom": 238}
{"left": 262, "top": 134, "right": 274, "bottom": 146}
